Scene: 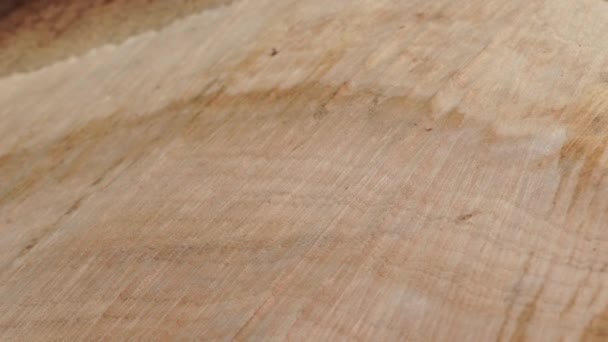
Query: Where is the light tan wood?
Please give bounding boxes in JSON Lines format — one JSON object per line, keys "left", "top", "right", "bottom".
{"left": 1, "top": 0, "right": 608, "bottom": 340}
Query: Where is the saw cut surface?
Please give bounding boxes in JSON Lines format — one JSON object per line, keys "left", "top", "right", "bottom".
{"left": 1, "top": 0, "right": 608, "bottom": 340}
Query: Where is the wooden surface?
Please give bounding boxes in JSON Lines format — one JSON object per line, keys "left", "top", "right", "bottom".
{"left": 1, "top": 0, "right": 608, "bottom": 340}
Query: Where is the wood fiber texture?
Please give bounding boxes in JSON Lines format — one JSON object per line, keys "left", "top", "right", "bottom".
{"left": 1, "top": 0, "right": 608, "bottom": 340}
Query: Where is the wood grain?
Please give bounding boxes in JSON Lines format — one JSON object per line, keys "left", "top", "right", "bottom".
{"left": 1, "top": 0, "right": 608, "bottom": 340}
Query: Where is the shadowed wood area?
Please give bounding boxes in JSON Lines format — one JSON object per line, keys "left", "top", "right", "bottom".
{"left": 1, "top": 0, "right": 608, "bottom": 340}
{"left": 0, "top": 0, "right": 234, "bottom": 76}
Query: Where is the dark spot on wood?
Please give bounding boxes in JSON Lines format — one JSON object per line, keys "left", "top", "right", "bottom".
{"left": 425, "top": 128, "right": 433, "bottom": 132}
{"left": 64, "top": 197, "right": 84, "bottom": 216}
{"left": 415, "top": 11, "right": 445, "bottom": 21}
{"left": 270, "top": 48, "right": 279, "bottom": 57}
{"left": 457, "top": 212, "right": 475, "bottom": 222}
{"left": 18, "top": 237, "right": 39, "bottom": 257}
{"left": 91, "top": 175, "right": 105, "bottom": 186}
